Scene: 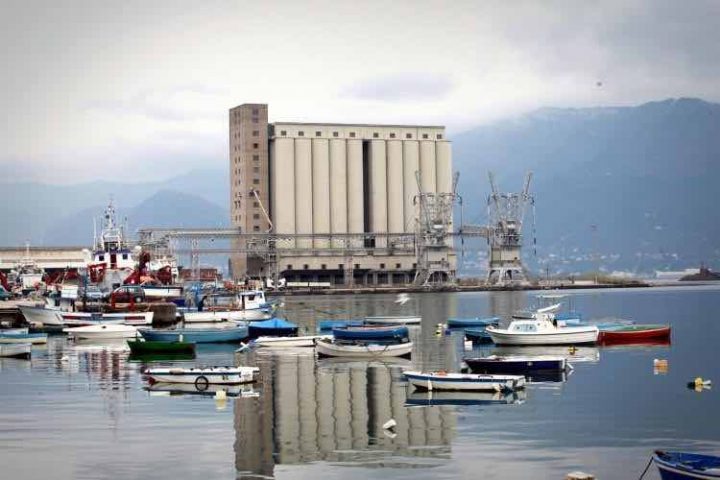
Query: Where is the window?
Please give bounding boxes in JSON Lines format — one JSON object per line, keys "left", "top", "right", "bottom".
{"left": 253, "top": 154, "right": 259, "bottom": 161}
{"left": 252, "top": 117, "right": 258, "bottom": 123}
{"left": 253, "top": 201, "right": 259, "bottom": 207}
{"left": 287, "top": 265, "right": 293, "bottom": 270}
{"left": 354, "top": 263, "right": 360, "bottom": 269}
{"left": 406, "top": 133, "right": 412, "bottom": 139}
{"left": 333, "top": 131, "right": 339, "bottom": 137}
{"left": 380, "top": 263, "right": 385, "bottom": 269}
{"left": 338, "top": 264, "right": 344, "bottom": 270}
{"left": 437, "top": 134, "right": 443, "bottom": 140}
{"left": 253, "top": 143, "right": 259, "bottom": 149}
{"left": 298, "top": 131, "right": 304, "bottom": 137}
{"left": 389, "top": 133, "right": 396, "bottom": 138}
{"left": 321, "top": 264, "right": 326, "bottom": 270}
{"left": 253, "top": 214, "right": 260, "bottom": 219}
{"left": 253, "top": 166, "right": 259, "bottom": 173}
{"left": 315, "top": 131, "right": 321, "bottom": 137}
{"left": 280, "top": 130, "right": 287, "bottom": 136}
{"left": 349, "top": 132, "right": 356, "bottom": 138}
{"left": 412, "top": 263, "right": 417, "bottom": 269}
{"left": 303, "top": 264, "right": 309, "bottom": 270}
{"left": 395, "top": 263, "right": 401, "bottom": 269}
{"left": 252, "top": 108, "right": 259, "bottom": 115}
{"left": 372, "top": 132, "right": 379, "bottom": 138}
{"left": 253, "top": 225, "right": 260, "bottom": 232}
{"left": 252, "top": 130, "right": 260, "bottom": 136}
{"left": 422, "top": 133, "right": 429, "bottom": 139}
{"left": 99, "top": 255, "right": 105, "bottom": 261}
{"left": 253, "top": 178, "right": 259, "bottom": 184}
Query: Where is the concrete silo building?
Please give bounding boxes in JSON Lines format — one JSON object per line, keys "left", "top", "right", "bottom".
{"left": 229, "top": 103, "right": 455, "bottom": 285}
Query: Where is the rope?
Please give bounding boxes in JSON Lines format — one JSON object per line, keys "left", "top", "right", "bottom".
{"left": 637, "top": 455, "right": 654, "bottom": 480}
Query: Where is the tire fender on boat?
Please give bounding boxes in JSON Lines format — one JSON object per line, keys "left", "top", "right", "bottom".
{"left": 194, "top": 375, "right": 209, "bottom": 391}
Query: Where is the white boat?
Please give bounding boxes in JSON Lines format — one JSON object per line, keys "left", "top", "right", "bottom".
{"left": 315, "top": 338, "right": 413, "bottom": 358}
{"left": 251, "top": 335, "right": 331, "bottom": 348}
{"left": 0, "top": 343, "right": 31, "bottom": 359}
{"left": 143, "top": 366, "right": 259, "bottom": 386}
{"left": 486, "top": 313, "right": 599, "bottom": 345}
{"left": 63, "top": 324, "right": 140, "bottom": 340}
{"left": 404, "top": 371, "right": 526, "bottom": 392}
{"left": 364, "top": 315, "right": 422, "bottom": 325}
{"left": 59, "top": 311, "right": 153, "bottom": 326}
{"left": 185, "top": 290, "right": 274, "bottom": 323}
{"left": 19, "top": 305, "right": 64, "bottom": 327}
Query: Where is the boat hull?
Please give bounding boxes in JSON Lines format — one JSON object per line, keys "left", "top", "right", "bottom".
{"left": 60, "top": 311, "right": 153, "bottom": 326}
{"left": 127, "top": 340, "right": 196, "bottom": 355}
{"left": 486, "top": 327, "right": 599, "bottom": 345}
{"left": 184, "top": 309, "right": 271, "bottom": 323}
{"left": 144, "top": 366, "right": 259, "bottom": 386}
{"left": 0, "top": 332, "right": 48, "bottom": 344}
{"left": 600, "top": 325, "right": 671, "bottom": 344}
{"left": 465, "top": 328, "right": 493, "bottom": 343}
{"left": 654, "top": 451, "right": 720, "bottom": 480}
{"left": 332, "top": 326, "right": 408, "bottom": 341}
{"left": 447, "top": 317, "right": 500, "bottom": 328}
{"left": 63, "top": 325, "right": 139, "bottom": 339}
{"left": 0, "top": 343, "right": 32, "bottom": 358}
{"left": 253, "top": 335, "right": 329, "bottom": 348}
{"left": 465, "top": 356, "right": 568, "bottom": 375}
{"left": 141, "top": 326, "right": 248, "bottom": 343}
{"left": 316, "top": 339, "right": 413, "bottom": 358}
{"left": 404, "top": 371, "right": 526, "bottom": 392}
{"left": 19, "top": 306, "right": 63, "bottom": 326}
{"left": 317, "top": 320, "right": 364, "bottom": 332}
{"left": 364, "top": 316, "right": 421, "bottom": 325}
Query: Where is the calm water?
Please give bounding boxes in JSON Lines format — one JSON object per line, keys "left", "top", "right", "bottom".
{"left": 1, "top": 286, "right": 719, "bottom": 479}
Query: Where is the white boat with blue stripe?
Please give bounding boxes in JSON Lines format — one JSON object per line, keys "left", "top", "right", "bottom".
{"left": 404, "top": 371, "right": 526, "bottom": 392}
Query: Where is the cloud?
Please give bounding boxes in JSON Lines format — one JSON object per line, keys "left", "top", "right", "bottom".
{"left": 341, "top": 73, "right": 455, "bottom": 102}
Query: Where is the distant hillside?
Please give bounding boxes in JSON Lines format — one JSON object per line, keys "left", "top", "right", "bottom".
{"left": 453, "top": 98, "right": 720, "bottom": 275}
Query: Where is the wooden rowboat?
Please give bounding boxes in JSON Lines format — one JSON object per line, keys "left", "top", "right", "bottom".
{"left": 599, "top": 324, "right": 671, "bottom": 344}
{"left": 315, "top": 338, "right": 412, "bottom": 358}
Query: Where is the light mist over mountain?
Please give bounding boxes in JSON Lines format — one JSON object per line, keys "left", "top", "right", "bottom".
{"left": 2, "top": 98, "right": 718, "bottom": 276}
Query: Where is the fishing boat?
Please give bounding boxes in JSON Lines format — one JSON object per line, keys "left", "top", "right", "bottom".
{"left": 317, "top": 319, "right": 364, "bottom": 332}
{"left": 140, "top": 325, "right": 248, "bottom": 343}
{"left": 315, "top": 338, "right": 413, "bottom": 358}
{"left": 464, "top": 355, "right": 569, "bottom": 375}
{"left": 184, "top": 290, "right": 274, "bottom": 323}
{"left": 146, "top": 382, "right": 259, "bottom": 398}
{"left": 0, "top": 343, "right": 32, "bottom": 358}
{"left": 465, "top": 328, "right": 493, "bottom": 344}
{"left": 64, "top": 324, "right": 139, "bottom": 340}
{"left": 0, "top": 331, "right": 48, "bottom": 344}
{"left": 19, "top": 306, "right": 64, "bottom": 327}
{"left": 247, "top": 318, "right": 298, "bottom": 337}
{"left": 405, "top": 389, "right": 526, "bottom": 407}
{"left": 599, "top": 324, "right": 671, "bottom": 344}
{"left": 127, "top": 339, "right": 196, "bottom": 355}
{"left": 143, "top": 366, "right": 259, "bottom": 387}
{"left": 364, "top": 315, "right": 421, "bottom": 325}
{"left": 404, "top": 371, "right": 526, "bottom": 392}
{"left": 332, "top": 325, "right": 408, "bottom": 341}
{"left": 653, "top": 450, "right": 720, "bottom": 479}
{"left": 486, "top": 311, "right": 599, "bottom": 345}
{"left": 447, "top": 317, "right": 500, "bottom": 328}
{"left": 59, "top": 311, "right": 154, "bottom": 326}
{"left": 250, "top": 335, "right": 330, "bottom": 348}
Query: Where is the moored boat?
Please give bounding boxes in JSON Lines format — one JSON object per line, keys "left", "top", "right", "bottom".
{"left": 447, "top": 317, "right": 500, "bottom": 328}
{"left": 63, "top": 324, "right": 139, "bottom": 340}
{"left": 317, "top": 319, "right": 364, "bottom": 332}
{"left": 0, "top": 331, "right": 48, "bottom": 344}
{"left": 332, "top": 325, "right": 408, "bottom": 341}
{"left": 251, "top": 335, "right": 330, "bottom": 348}
{"left": 247, "top": 318, "right": 298, "bottom": 337}
{"left": 599, "top": 324, "right": 671, "bottom": 344}
{"left": 59, "top": 311, "right": 153, "bottom": 326}
{"left": 127, "top": 339, "right": 196, "bottom": 355}
{"left": 404, "top": 371, "right": 526, "bottom": 392}
{"left": 653, "top": 450, "right": 720, "bottom": 479}
{"left": 465, "top": 328, "right": 493, "bottom": 344}
{"left": 464, "top": 355, "right": 569, "bottom": 375}
{"left": 19, "top": 306, "right": 64, "bottom": 327}
{"left": 315, "top": 338, "right": 413, "bottom": 358}
{"left": 143, "top": 366, "right": 259, "bottom": 387}
{"left": 486, "top": 314, "right": 599, "bottom": 345}
{"left": 364, "top": 315, "right": 421, "bottom": 325}
{"left": 140, "top": 325, "right": 248, "bottom": 343}
{"left": 0, "top": 343, "right": 32, "bottom": 359}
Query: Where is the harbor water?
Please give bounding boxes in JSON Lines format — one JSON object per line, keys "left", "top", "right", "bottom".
{"left": 1, "top": 286, "right": 719, "bottom": 479}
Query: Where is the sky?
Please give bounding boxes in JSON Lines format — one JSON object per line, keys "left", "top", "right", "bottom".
{"left": 2, "top": 0, "right": 719, "bottom": 183}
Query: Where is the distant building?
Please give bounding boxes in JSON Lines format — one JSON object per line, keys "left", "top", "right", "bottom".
{"left": 229, "top": 103, "right": 455, "bottom": 285}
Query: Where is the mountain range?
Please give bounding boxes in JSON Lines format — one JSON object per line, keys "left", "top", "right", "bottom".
{"left": 2, "top": 97, "right": 718, "bottom": 276}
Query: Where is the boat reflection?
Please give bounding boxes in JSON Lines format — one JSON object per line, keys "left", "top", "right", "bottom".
{"left": 234, "top": 351, "right": 456, "bottom": 479}
{"left": 406, "top": 389, "right": 526, "bottom": 407}
{"left": 488, "top": 345, "right": 601, "bottom": 363}
{"left": 146, "top": 382, "right": 259, "bottom": 398}
{"left": 599, "top": 338, "right": 672, "bottom": 349}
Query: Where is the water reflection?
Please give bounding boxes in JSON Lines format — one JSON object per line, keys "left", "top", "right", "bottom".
{"left": 234, "top": 351, "right": 456, "bottom": 478}
{"left": 406, "top": 389, "right": 526, "bottom": 407}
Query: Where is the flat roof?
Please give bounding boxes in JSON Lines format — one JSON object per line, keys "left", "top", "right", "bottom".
{"left": 270, "top": 121, "right": 445, "bottom": 129}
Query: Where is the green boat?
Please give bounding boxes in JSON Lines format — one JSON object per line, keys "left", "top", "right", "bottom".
{"left": 127, "top": 339, "right": 196, "bottom": 355}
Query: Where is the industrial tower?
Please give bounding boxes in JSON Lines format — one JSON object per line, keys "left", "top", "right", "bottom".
{"left": 486, "top": 172, "right": 534, "bottom": 285}
{"left": 414, "top": 171, "right": 460, "bottom": 287}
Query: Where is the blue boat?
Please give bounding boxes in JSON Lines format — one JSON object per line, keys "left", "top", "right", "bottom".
{"left": 0, "top": 332, "right": 48, "bottom": 344}
{"left": 332, "top": 325, "right": 408, "bottom": 341}
{"left": 465, "top": 328, "right": 493, "bottom": 344}
{"left": 653, "top": 450, "right": 720, "bottom": 479}
{"left": 317, "top": 319, "right": 364, "bottom": 332}
{"left": 248, "top": 318, "right": 298, "bottom": 337}
{"left": 141, "top": 326, "right": 248, "bottom": 343}
{"left": 465, "top": 355, "right": 568, "bottom": 375}
{"left": 447, "top": 317, "right": 500, "bottom": 328}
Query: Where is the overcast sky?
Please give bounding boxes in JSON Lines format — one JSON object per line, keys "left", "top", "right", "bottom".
{"left": 2, "top": 0, "right": 718, "bottom": 183}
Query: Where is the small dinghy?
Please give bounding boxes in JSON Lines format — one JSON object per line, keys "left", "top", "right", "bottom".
{"left": 63, "top": 324, "right": 139, "bottom": 340}
{"left": 315, "top": 338, "right": 413, "bottom": 358}
{"left": 599, "top": 324, "right": 671, "bottom": 344}
{"left": 0, "top": 331, "right": 48, "bottom": 344}
{"left": 364, "top": 315, "right": 421, "bottom": 325}
{"left": 465, "top": 355, "right": 569, "bottom": 375}
{"left": 332, "top": 325, "right": 408, "bottom": 341}
{"left": 0, "top": 343, "right": 32, "bottom": 359}
{"left": 248, "top": 318, "right": 298, "bottom": 337}
{"left": 143, "top": 366, "right": 259, "bottom": 388}
{"left": 447, "top": 317, "right": 500, "bottom": 328}
{"left": 465, "top": 328, "right": 493, "bottom": 344}
{"left": 127, "top": 339, "right": 196, "bottom": 355}
{"left": 653, "top": 450, "right": 720, "bottom": 479}
{"left": 141, "top": 325, "right": 248, "bottom": 343}
{"left": 404, "top": 371, "right": 526, "bottom": 392}
{"left": 251, "top": 335, "right": 330, "bottom": 348}
{"left": 317, "top": 319, "right": 364, "bottom": 332}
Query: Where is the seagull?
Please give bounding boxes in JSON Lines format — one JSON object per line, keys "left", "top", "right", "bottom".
{"left": 395, "top": 293, "right": 410, "bottom": 305}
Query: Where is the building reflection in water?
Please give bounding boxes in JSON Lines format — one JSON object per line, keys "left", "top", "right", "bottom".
{"left": 234, "top": 350, "right": 456, "bottom": 478}
{"left": 488, "top": 291, "right": 527, "bottom": 323}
